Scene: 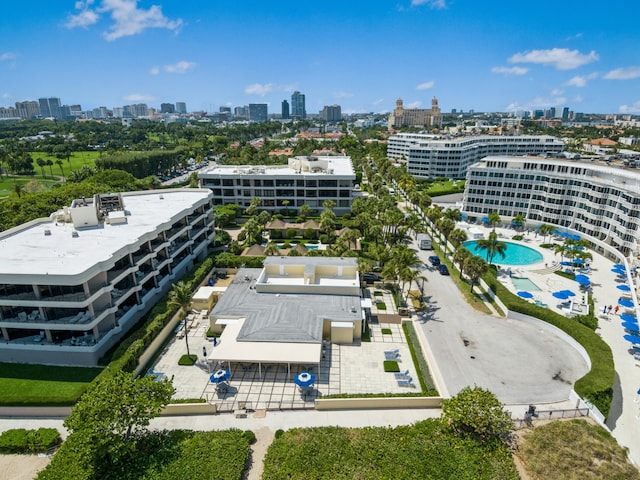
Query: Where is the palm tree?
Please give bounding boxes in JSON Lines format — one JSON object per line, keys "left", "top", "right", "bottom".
{"left": 453, "top": 246, "right": 472, "bottom": 279}
{"left": 36, "top": 158, "right": 46, "bottom": 177}
{"left": 463, "top": 255, "right": 489, "bottom": 293}
{"left": 488, "top": 211, "right": 501, "bottom": 231}
{"left": 168, "top": 281, "right": 193, "bottom": 357}
{"left": 264, "top": 241, "right": 280, "bottom": 256}
{"left": 512, "top": 214, "right": 526, "bottom": 232}
{"left": 436, "top": 217, "right": 455, "bottom": 251}
{"left": 55, "top": 159, "right": 65, "bottom": 180}
{"left": 537, "top": 223, "right": 554, "bottom": 242}
{"left": 45, "top": 159, "right": 54, "bottom": 177}
{"left": 13, "top": 183, "right": 23, "bottom": 198}
{"left": 449, "top": 228, "right": 468, "bottom": 249}
{"left": 474, "top": 231, "right": 507, "bottom": 266}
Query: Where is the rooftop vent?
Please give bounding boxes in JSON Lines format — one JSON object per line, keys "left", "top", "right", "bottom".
{"left": 44, "top": 229, "right": 51, "bottom": 236}
{"left": 159, "top": 195, "right": 164, "bottom": 200}
{"left": 71, "top": 231, "right": 79, "bottom": 238}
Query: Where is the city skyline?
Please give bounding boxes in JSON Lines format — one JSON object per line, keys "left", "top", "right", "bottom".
{"left": 1, "top": 1, "right": 639, "bottom": 115}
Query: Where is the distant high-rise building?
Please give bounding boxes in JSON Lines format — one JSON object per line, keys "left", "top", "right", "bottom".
{"left": 248, "top": 103, "right": 268, "bottom": 122}
{"left": 38, "top": 97, "right": 62, "bottom": 119}
{"left": 234, "top": 106, "right": 249, "bottom": 119}
{"left": 291, "top": 91, "right": 306, "bottom": 119}
{"left": 132, "top": 104, "right": 149, "bottom": 117}
{"left": 282, "top": 99, "right": 290, "bottom": 119}
{"left": 0, "top": 106, "right": 18, "bottom": 118}
{"left": 562, "top": 107, "right": 569, "bottom": 120}
{"left": 160, "top": 103, "right": 175, "bottom": 114}
{"left": 15, "top": 100, "right": 40, "bottom": 119}
{"left": 451, "top": 108, "right": 457, "bottom": 115}
{"left": 219, "top": 106, "right": 231, "bottom": 113}
{"left": 176, "top": 102, "right": 187, "bottom": 114}
{"left": 321, "top": 104, "right": 342, "bottom": 122}
{"left": 388, "top": 97, "right": 442, "bottom": 129}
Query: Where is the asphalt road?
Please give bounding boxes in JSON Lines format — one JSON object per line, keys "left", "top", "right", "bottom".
{"left": 411, "top": 239, "right": 589, "bottom": 405}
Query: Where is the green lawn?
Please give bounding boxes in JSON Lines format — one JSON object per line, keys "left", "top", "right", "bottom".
{"left": 0, "top": 363, "right": 102, "bottom": 405}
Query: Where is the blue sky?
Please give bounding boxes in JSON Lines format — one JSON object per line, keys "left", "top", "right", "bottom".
{"left": 1, "top": 1, "right": 640, "bottom": 115}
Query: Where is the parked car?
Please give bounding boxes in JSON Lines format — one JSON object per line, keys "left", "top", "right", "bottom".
{"left": 428, "top": 256, "right": 441, "bottom": 266}
{"left": 362, "top": 273, "right": 383, "bottom": 284}
{"left": 438, "top": 264, "right": 450, "bottom": 275}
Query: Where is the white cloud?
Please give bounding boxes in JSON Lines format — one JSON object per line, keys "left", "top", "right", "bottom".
{"left": 1, "top": 93, "right": 11, "bottom": 99}
{"left": 405, "top": 101, "right": 422, "bottom": 108}
{"left": 372, "top": 98, "right": 385, "bottom": 106}
{"left": 149, "top": 66, "right": 159, "bottom": 75}
{"left": 65, "top": 0, "right": 183, "bottom": 41}
{"left": 333, "top": 91, "right": 354, "bottom": 99}
{"left": 123, "top": 93, "right": 155, "bottom": 102}
{"left": 164, "top": 61, "right": 196, "bottom": 74}
{"left": 411, "top": 0, "right": 447, "bottom": 8}
{"left": 508, "top": 48, "right": 599, "bottom": 70}
{"left": 619, "top": 101, "right": 640, "bottom": 114}
{"left": 491, "top": 66, "right": 528, "bottom": 76}
{"left": 0, "top": 52, "right": 17, "bottom": 61}
{"left": 564, "top": 72, "right": 598, "bottom": 87}
{"left": 504, "top": 93, "right": 567, "bottom": 112}
{"left": 244, "top": 83, "right": 274, "bottom": 96}
{"left": 416, "top": 80, "right": 435, "bottom": 90}
{"left": 550, "top": 88, "right": 564, "bottom": 96}
{"left": 604, "top": 67, "right": 640, "bottom": 80}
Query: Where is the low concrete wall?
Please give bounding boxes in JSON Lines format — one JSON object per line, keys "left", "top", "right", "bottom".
{"left": 0, "top": 406, "right": 72, "bottom": 417}
{"left": 161, "top": 402, "right": 218, "bottom": 416}
{"left": 315, "top": 396, "right": 443, "bottom": 410}
{"left": 407, "top": 319, "right": 449, "bottom": 398}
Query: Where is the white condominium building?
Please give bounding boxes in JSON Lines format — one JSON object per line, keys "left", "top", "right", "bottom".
{"left": 0, "top": 189, "right": 215, "bottom": 366}
{"left": 198, "top": 155, "right": 357, "bottom": 214}
{"left": 387, "top": 134, "right": 564, "bottom": 179}
{"left": 463, "top": 156, "right": 640, "bottom": 257}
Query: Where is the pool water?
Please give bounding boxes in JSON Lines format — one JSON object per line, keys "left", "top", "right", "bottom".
{"left": 511, "top": 277, "right": 541, "bottom": 291}
{"left": 463, "top": 240, "right": 543, "bottom": 266}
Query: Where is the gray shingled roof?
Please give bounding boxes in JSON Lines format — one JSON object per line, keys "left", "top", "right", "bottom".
{"left": 210, "top": 267, "right": 361, "bottom": 343}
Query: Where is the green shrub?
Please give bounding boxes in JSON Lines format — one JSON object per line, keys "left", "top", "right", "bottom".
{"left": 270, "top": 229, "right": 282, "bottom": 239}
{"left": 178, "top": 354, "right": 197, "bottom": 366}
{"left": 376, "top": 302, "right": 386, "bottom": 310}
{"left": 384, "top": 360, "right": 400, "bottom": 372}
{"left": 285, "top": 228, "right": 297, "bottom": 239}
{"left": 0, "top": 428, "right": 61, "bottom": 453}
{"left": 373, "top": 291, "right": 383, "bottom": 297}
{"left": 381, "top": 328, "right": 392, "bottom": 335}
{"left": 511, "top": 235, "right": 523, "bottom": 241}
{"left": 303, "top": 228, "right": 317, "bottom": 239}
{"left": 243, "top": 430, "right": 256, "bottom": 444}
{"left": 274, "top": 429, "right": 285, "bottom": 439}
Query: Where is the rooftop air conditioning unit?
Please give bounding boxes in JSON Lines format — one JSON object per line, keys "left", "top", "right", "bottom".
{"left": 44, "top": 229, "right": 51, "bottom": 236}
{"left": 72, "top": 231, "right": 79, "bottom": 238}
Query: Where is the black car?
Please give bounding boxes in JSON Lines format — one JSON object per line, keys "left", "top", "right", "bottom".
{"left": 362, "top": 273, "right": 383, "bottom": 284}
{"left": 438, "top": 264, "right": 450, "bottom": 275}
{"left": 428, "top": 255, "right": 441, "bottom": 266}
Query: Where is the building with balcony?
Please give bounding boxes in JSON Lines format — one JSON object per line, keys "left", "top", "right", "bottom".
{"left": 388, "top": 97, "right": 442, "bottom": 130}
{"left": 198, "top": 155, "right": 357, "bottom": 214}
{"left": 462, "top": 156, "right": 640, "bottom": 258}
{"left": 388, "top": 133, "right": 564, "bottom": 179}
{"left": 0, "top": 189, "right": 215, "bottom": 366}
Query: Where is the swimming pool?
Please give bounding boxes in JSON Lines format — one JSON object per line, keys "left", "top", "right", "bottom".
{"left": 463, "top": 240, "right": 544, "bottom": 266}
{"left": 511, "top": 277, "right": 541, "bottom": 291}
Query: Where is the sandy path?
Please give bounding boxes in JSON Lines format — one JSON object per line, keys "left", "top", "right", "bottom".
{"left": 0, "top": 454, "right": 50, "bottom": 480}
{"left": 244, "top": 426, "right": 274, "bottom": 480}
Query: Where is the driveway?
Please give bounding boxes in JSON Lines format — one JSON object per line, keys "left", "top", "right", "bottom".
{"left": 412, "top": 241, "right": 589, "bottom": 405}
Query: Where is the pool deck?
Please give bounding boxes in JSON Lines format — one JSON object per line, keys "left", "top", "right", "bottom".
{"left": 457, "top": 222, "right": 640, "bottom": 466}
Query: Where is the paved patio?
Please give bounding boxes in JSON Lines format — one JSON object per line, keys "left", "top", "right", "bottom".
{"left": 149, "top": 293, "right": 417, "bottom": 412}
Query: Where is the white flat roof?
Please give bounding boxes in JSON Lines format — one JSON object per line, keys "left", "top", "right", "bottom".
{"left": 0, "top": 189, "right": 212, "bottom": 281}
{"left": 209, "top": 318, "right": 321, "bottom": 365}
{"left": 201, "top": 155, "right": 354, "bottom": 177}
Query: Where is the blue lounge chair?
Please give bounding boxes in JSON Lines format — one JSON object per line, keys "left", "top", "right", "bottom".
{"left": 397, "top": 377, "right": 413, "bottom": 387}
{"left": 384, "top": 349, "right": 399, "bottom": 355}
{"left": 385, "top": 352, "right": 400, "bottom": 360}
{"left": 394, "top": 369, "right": 410, "bottom": 379}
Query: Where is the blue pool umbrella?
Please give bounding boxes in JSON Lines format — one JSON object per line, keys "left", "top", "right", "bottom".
{"left": 517, "top": 291, "right": 534, "bottom": 299}
{"left": 612, "top": 267, "right": 626, "bottom": 273}
{"left": 553, "top": 291, "right": 569, "bottom": 300}
{"left": 461, "top": 213, "right": 468, "bottom": 219}
{"left": 294, "top": 371, "right": 316, "bottom": 388}
{"left": 614, "top": 263, "right": 626, "bottom": 269}
{"left": 560, "top": 261, "right": 573, "bottom": 266}
{"left": 569, "top": 234, "right": 581, "bottom": 241}
{"left": 560, "top": 290, "right": 576, "bottom": 297}
{"left": 210, "top": 369, "right": 231, "bottom": 384}
{"left": 623, "top": 334, "right": 640, "bottom": 345}
{"left": 575, "top": 275, "right": 591, "bottom": 285}
{"left": 622, "top": 321, "right": 639, "bottom": 332}
{"left": 618, "top": 298, "right": 635, "bottom": 308}
{"left": 617, "top": 284, "right": 632, "bottom": 292}
{"left": 572, "top": 258, "right": 584, "bottom": 264}
{"left": 482, "top": 216, "right": 489, "bottom": 222}
{"left": 621, "top": 313, "right": 637, "bottom": 322}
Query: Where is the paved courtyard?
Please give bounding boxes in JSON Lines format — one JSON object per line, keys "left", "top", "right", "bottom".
{"left": 150, "top": 301, "right": 417, "bottom": 412}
